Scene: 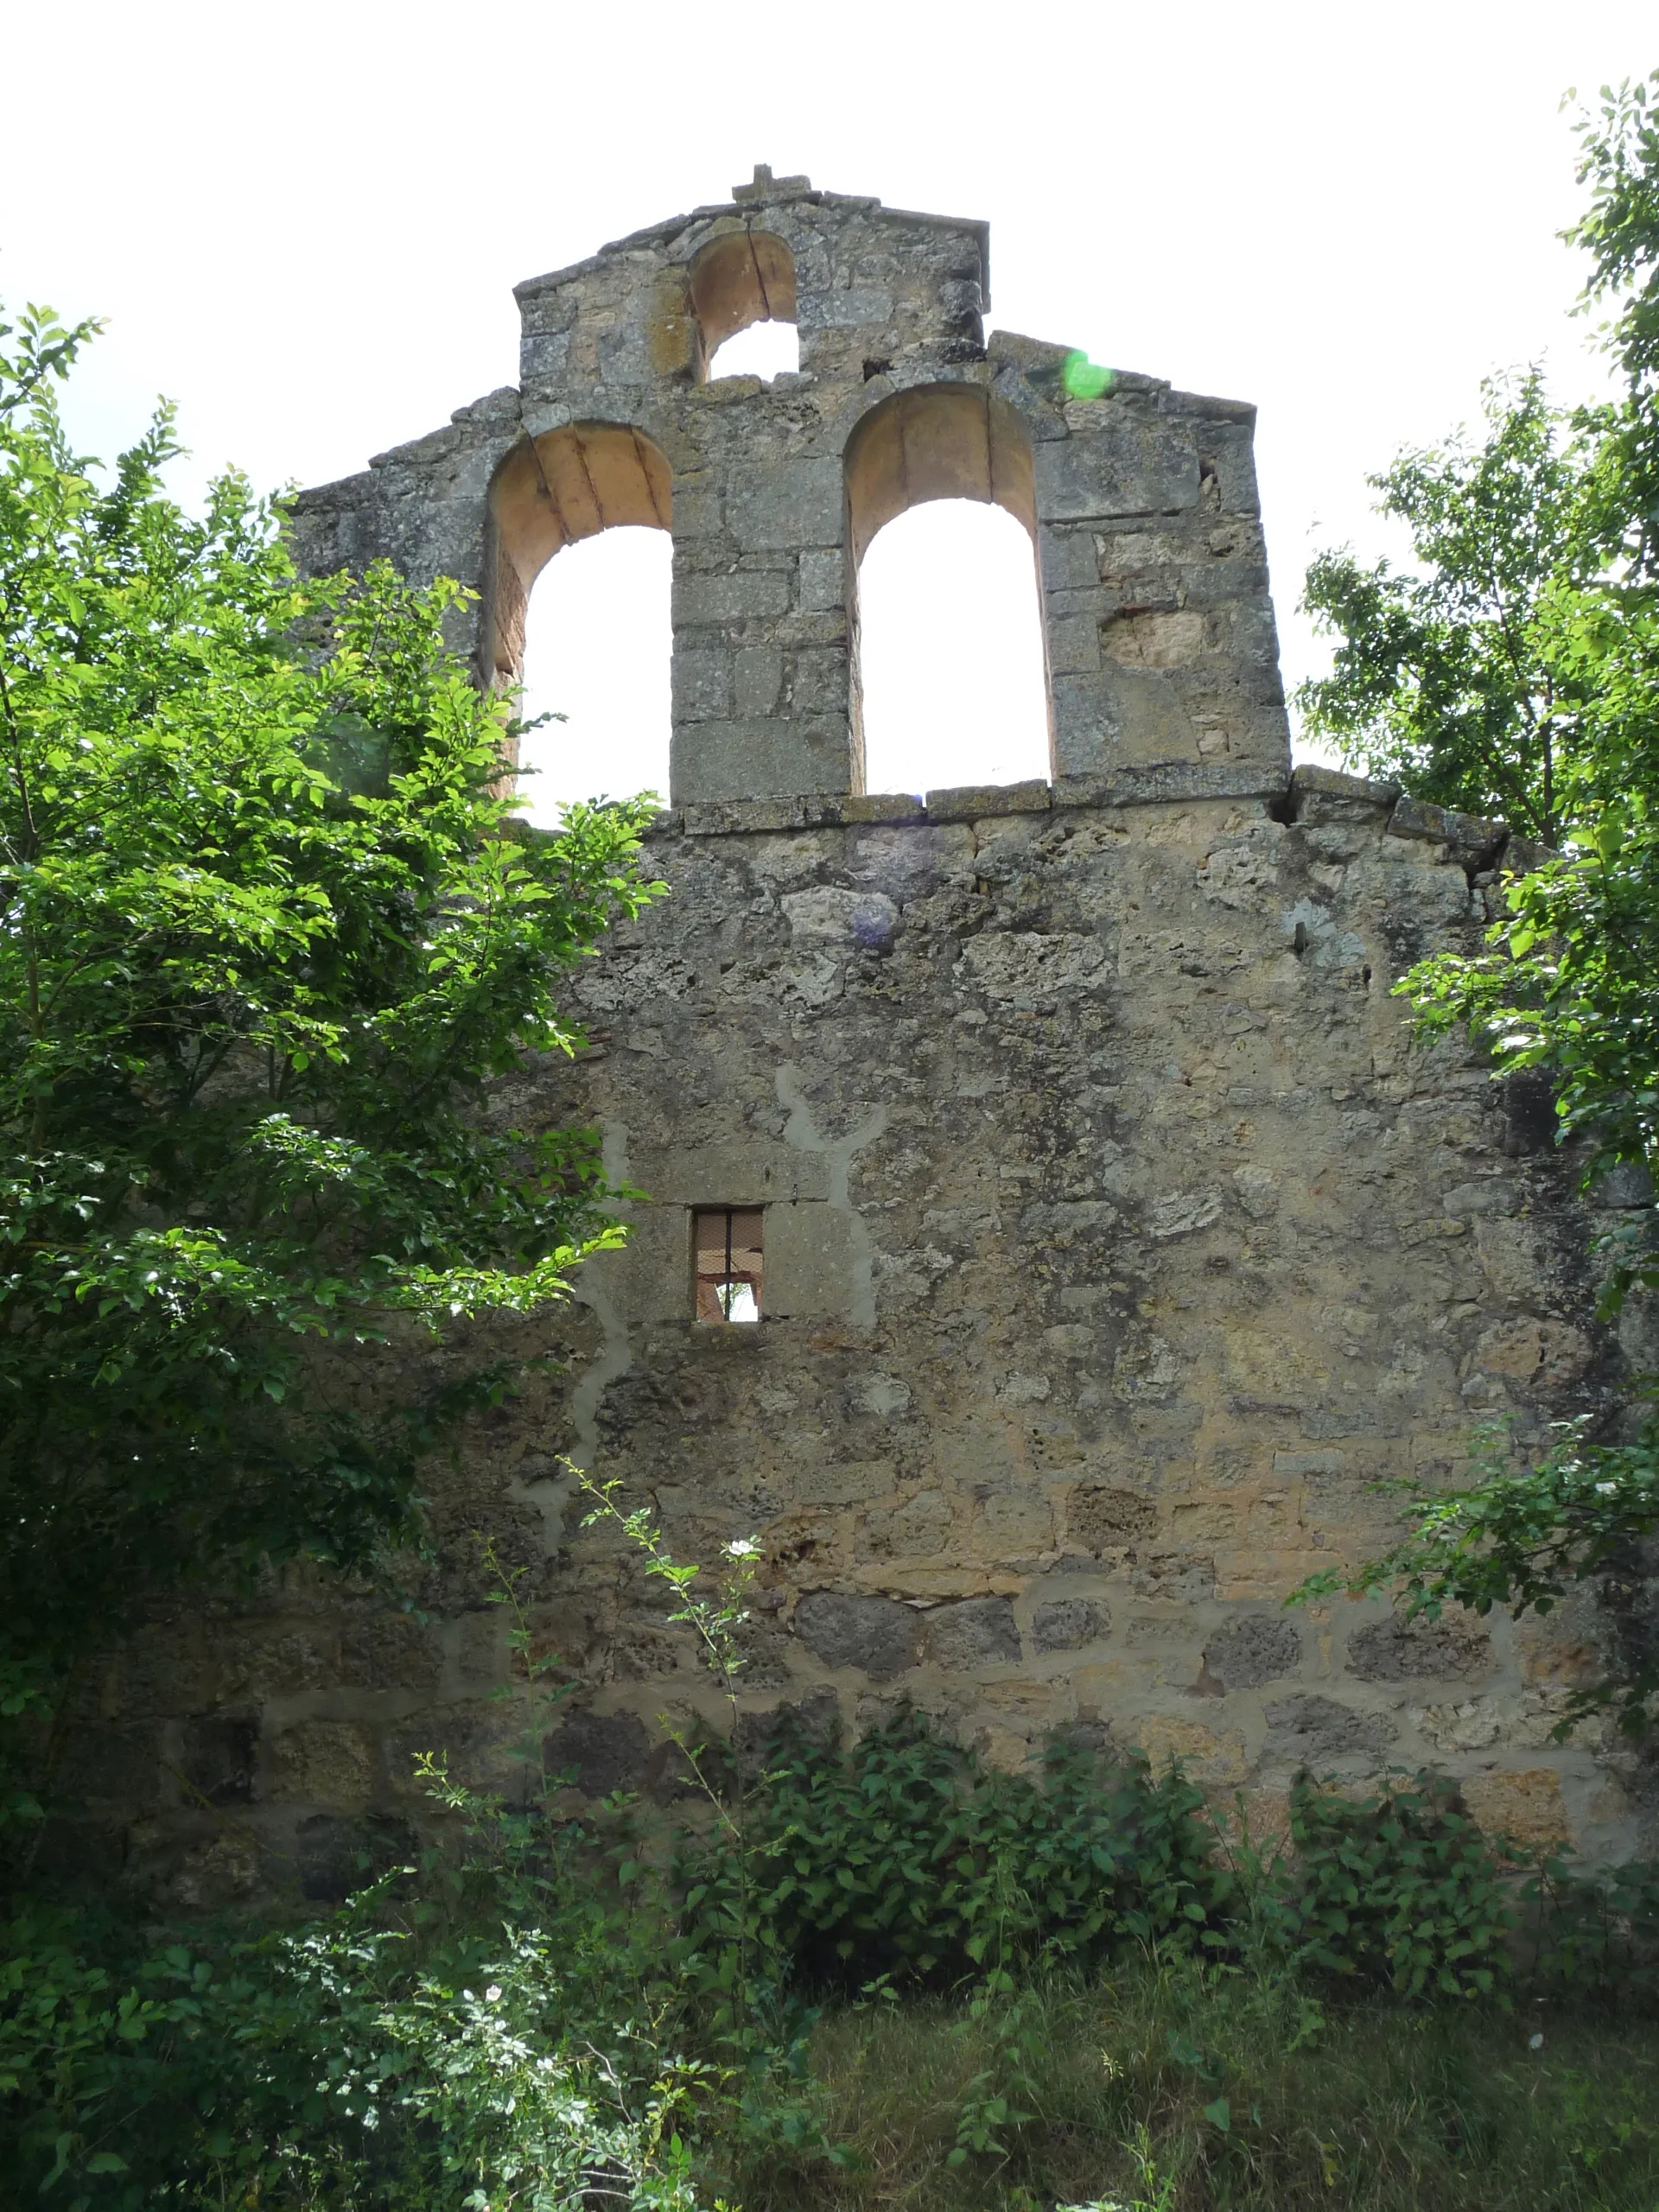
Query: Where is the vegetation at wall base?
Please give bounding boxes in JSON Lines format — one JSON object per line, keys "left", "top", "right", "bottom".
{"left": 4, "top": 1701, "right": 1659, "bottom": 2209}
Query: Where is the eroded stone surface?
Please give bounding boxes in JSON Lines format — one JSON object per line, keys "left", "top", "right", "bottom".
{"left": 1204, "top": 1616, "right": 1303, "bottom": 1690}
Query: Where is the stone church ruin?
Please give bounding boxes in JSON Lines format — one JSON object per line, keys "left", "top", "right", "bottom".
{"left": 77, "top": 169, "right": 1652, "bottom": 1902}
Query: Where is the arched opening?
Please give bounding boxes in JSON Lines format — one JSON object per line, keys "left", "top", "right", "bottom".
{"left": 488, "top": 423, "right": 672, "bottom": 820}
{"left": 708, "top": 321, "right": 799, "bottom": 381}
{"left": 518, "top": 531, "right": 673, "bottom": 822}
{"left": 856, "top": 505, "right": 1052, "bottom": 797}
{"left": 845, "top": 385, "right": 1052, "bottom": 797}
{"left": 688, "top": 229, "right": 798, "bottom": 383}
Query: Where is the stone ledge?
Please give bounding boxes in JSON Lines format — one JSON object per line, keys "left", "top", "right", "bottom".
{"left": 1386, "top": 791, "right": 1509, "bottom": 863}
{"left": 675, "top": 768, "right": 1295, "bottom": 836}
{"left": 925, "top": 779, "right": 1052, "bottom": 823}
{"left": 1053, "top": 763, "right": 1289, "bottom": 810}
{"left": 842, "top": 792, "right": 927, "bottom": 825}
{"left": 1289, "top": 763, "right": 1402, "bottom": 821}
{"left": 681, "top": 796, "right": 851, "bottom": 837}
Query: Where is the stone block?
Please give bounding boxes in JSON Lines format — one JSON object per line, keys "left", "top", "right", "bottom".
{"left": 925, "top": 1596, "right": 1020, "bottom": 1670}
{"left": 671, "top": 646, "right": 733, "bottom": 721}
{"left": 671, "top": 717, "right": 854, "bottom": 803}
{"left": 863, "top": 1488, "right": 956, "bottom": 1555}
{"left": 1031, "top": 1598, "right": 1111, "bottom": 1653}
{"left": 842, "top": 791, "right": 927, "bottom": 825}
{"left": 795, "top": 1459, "right": 895, "bottom": 1506}
{"left": 270, "top": 1721, "right": 378, "bottom": 1808}
{"left": 781, "top": 884, "right": 899, "bottom": 949}
{"left": 734, "top": 647, "right": 784, "bottom": 717}
{"left": 764, "top": 1202, "right": 866, "bottom": 1322}
{"left": 181, "top": 1716, "right": 258, "bottom": 1807}
{"left": 335, "top": 1613, "right": 444, "bottom": 1692}
{"left": 724, "top": 459, "right": 842, "bottom": 552}
{"left": 1472, "top": 1318, "right": 1593, "bottom": 1389}
{"left": 793, "top": 1592, "right": 918, "bottom": 1681}
{"left": 1202, "top": 1614, "right": 1303, "bottom": 1689}
{"left": 1039, "top": 524, "right": 1102, "bottom": 592}
{"left": 1502, "top": 835, "right": 1559, "bottom": 877}
{"left": 672, "top": 568, "right": 791, "bottom": 627}
{"left": 1102, "top": 609, "right": 1206, "bottom": 669}
{"left": 630, "top": 1142, "right": 830, "bottom": 1208}
{"left": 1051, "top": 763, "right": 1287, "bottom": 808}
{"left": 1046, "top": 613, "right": 1103, "bottom": 676}
{"left": 1033, "top": 419, "right": 1199, "bottom": 521}
{"left": 1069, "top": 1486, "right": 1157, "bottom": 1551}
{"left": 295, "top": 1814, "right": 413, "bottom": 1905}
{"left": 789, "top": 645, "right": 850, "bottom": 715}
{"left": 1345, "top": 1614, "right": 1491, "bottom": 1682}
{"left": 1133, "top": 1713, "right": 1248, "bottom": 1785}
{"left": 798, "top": 549, "right": 845, "bottom": 612}
{"left": 1594, "top": 1160, "right": 1655, "bottom": 1209}
{"left": 1291, "top": 764, "right": 1402, "bottom": 817}
{"left": 925, "top": 779, "right": 1051, "bottom": 823}
{"left": 1460, "top": 1767, "right": 1573, "bottom": 1848}
{"left": 544, "top": 1709, "right": 651, "bottom": 1796}
{"left": 977, "top": 1489, "right": 1053, "bottom": 1552}
{"left": 56, "top": 1724, "right": 162, "bottom": 1810}
{"left": 1386, "top": 792, "right": 1506, "bottom": 861}
{"left": 1263, "top": 1694, "right": 1396, "bottom": 1764}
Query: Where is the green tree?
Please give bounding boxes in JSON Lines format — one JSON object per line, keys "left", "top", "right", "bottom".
{"left": 1296, "top": 371, "right": 1603, "bottom": 847}
{"left": 1567, "top": 68, "right": 1659, "bottom": 578}
{"left": 0, "top": 303, "right": 659, "bottom": 1767}
{"left": 1291, "top": 72, "right": 1659, "bottom": 1732}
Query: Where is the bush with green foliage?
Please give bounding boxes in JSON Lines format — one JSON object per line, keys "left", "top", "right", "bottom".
{"left": 1260, "top": 1774, "right": 1520, "bottom": 2002}
{"left": 0, "top": 301, "right": 660, "bottom": 1816}
{"left": 2, "top": 1460, "right": 1656, "bottom": 2206}
{"left": 6, "top": 1707, "right": 1659, "bottom": 2209}
{"left": 718, "top": 1709, "right": 1230, "bottom": 1989}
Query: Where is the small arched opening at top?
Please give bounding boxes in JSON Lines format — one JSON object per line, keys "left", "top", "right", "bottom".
{"left": 844, "top": 384, "right": 1052, "bottom": 797}
{"left": 689, "top": 229, "right": 799, "bottom": 383}
{"left": 487, "top": 423, "right": 673, "bottom": 822}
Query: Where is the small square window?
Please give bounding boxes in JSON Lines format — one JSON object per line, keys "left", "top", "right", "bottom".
{"left": 694, "top": 1207, "right": 764, "bottom": 1324}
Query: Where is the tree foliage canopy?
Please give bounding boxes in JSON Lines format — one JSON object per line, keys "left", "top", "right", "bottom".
{"left": 1293, "top": 73, "right": 1659, "bottom": 1727}
{"left": 0, "top": 303, "right": 659, "bottom": 1698}
{"left": 1296, "top": 372, "right": 1607, "bottom": 846}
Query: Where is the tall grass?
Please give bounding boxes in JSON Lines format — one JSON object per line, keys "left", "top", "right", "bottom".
{"left": 715, "top": 1956, "right": 1659, "bottom": 2212}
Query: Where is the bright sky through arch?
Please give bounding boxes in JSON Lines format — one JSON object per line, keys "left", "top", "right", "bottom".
{"left": 857, "top": 501, "right": 1051, "bottom": 798}
{"left": 5, "top": 0, "right": 1655, "bottom": 798}
{"left": 518, "top": 529, "right": 672, "bottom": 823}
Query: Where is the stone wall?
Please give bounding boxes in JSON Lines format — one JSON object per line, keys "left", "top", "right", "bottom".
{"left": 54, "top": 175, "right": 1656, "bottom": 1902}
{"left": 78, "top": 766, "right": 1650, "bottom": 1903}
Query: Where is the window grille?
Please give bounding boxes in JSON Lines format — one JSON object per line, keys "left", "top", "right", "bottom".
{"left": 693, "top": 1207, "right": 764, "bottom": 1323}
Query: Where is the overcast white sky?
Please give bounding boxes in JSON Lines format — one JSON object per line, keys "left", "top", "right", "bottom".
{"left": 3, "top": 1, "right": 1653, "bottom": 814}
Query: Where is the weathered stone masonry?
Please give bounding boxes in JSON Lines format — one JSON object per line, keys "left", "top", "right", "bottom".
{"left": 72, "top": 174, "right": 1656, "bottom": 1903}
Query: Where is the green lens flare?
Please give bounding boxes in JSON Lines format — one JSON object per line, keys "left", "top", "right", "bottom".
{"left": 1062, "top": 349, "right": 1116, "bottom": 401}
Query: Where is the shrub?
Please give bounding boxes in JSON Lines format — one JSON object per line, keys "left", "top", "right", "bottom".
{"left": 688, "top": 1707, "right": 1232, "bottom": 1992}
{"left": 1262, "top": 1773, "right": 1521, "bottom": 2001}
